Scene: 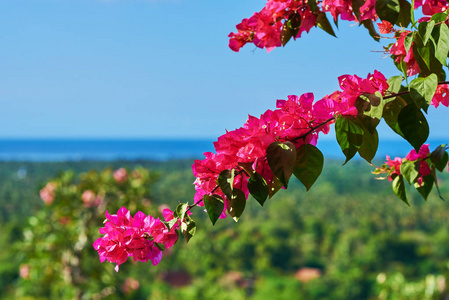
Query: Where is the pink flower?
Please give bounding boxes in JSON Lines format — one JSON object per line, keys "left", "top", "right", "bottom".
{"left": 386, "top": 155, "right": 403, "bottom": 180}
{"left": 19, "top": 264, "right": 30, "bottom": 280}
{"left": 431, "top": 84, "right": 449, "bottom": 108}
{"left": 81, "top": 190, "right": 102, "bottom": 208}
{"left": 93, "top": 207, "right": 177, "bottom": 271}
{"left": 389, "top": 31, "right": 420, "bottom": 76}
{"left": 377, "top": 20, "right": 393, "bottom": 34}
{"left": 40, "top": 182, "right": 57, "bottom": 205}
{"left": 122, "top": 277, "right": 140, "bottom": 294}
{"left": 113, "top": 168, "right": 128, "bottom": 184}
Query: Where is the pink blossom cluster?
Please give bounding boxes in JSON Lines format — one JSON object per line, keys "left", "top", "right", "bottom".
{"left": 81, "top": 190, "right": 103, "bottom": 208}
{"left": 385, "top": 144, "right": 432, "bottom": 185}
{"left": 193, "top": 71, "right": 389, "bottom": 217}
{"left": 229, "top": 0, "right": 377, "bottom": 52}
{"left": 93, "top": 207, "right": 178, "bottom": 271}
{"left": 415, "top": 0, "right": 449, "bottom": 20}
{"left": 431, "top": 84, "right": 449, "bottom": 108}
{"left": 40, "top": 182, "right": 57, "bottom": 206}
{"left": 388, "top": 30, "right": 420, "bottom": 76}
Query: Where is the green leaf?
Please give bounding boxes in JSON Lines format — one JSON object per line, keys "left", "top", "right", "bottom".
{"left": 397, "top": 0, "right": 411, "bottom": 27}
{"left": 404, "top": 32, "right": 414, "bottom": 53}
{"left": 248, "top": 172, "right": 269, "bottom": 206}
{"left": 203, "top": 194, "right": 224, "bottom": 225}
{"left": 266, "top": 141, "right": 297, "bottom": 188}
{"left": 227, "top": 188, "right": 246, "bottom": 222}
{"left": 217, "top": 169, "right": 234, "bottom": 199}
{"left": 431, "top": 144, "right": 449, "bottom": 172}
{"left": 162, "top": 218, "right": 179, "bottom": 231}
{"left": 173, "top": 203, "right": 188, "bottom": 222}
{"left": 386, "top": 75, "right": 404, "bottom": 99}
{"left": 293, "top": 144, "right": 324, "bottom": 191}
{"left": 392, "top": 175, "right": 409, "bottom": 205}
{"left": 398, "top": 103, "right": 429, "bottom": 151}
{"left": 316, "top": 12, "right": 336, "bottom": 37}
{"left": 423, "top": 20, "right": 435, "bottom": 46}
{"left": 414, "top": 175, "right": 434, "bottom": 200}
{"left": 335, "top": 115, "right": 365, "bottom": 164}
{"left": 238, "top": 162, "right": 254, "bottom": 176}
{"left": 400, "top": 160, "right": 420, "bottom": 184}
{"left": 436, "top": 23, "right": 449, "bottom": 66}
{"left": 181, "top": 218, "right": 196, "bottom": 243}
{"left": 375, "top": 0, "right": 400, "bottom": 24}
{"left": 358, "top": 128, "right": 379, "bottom": 163}
{"left": 409, "top": 74, "right": 438, "bottom": 111}
{"left": 431, "top": 12, "right": 449, "bottom": 23}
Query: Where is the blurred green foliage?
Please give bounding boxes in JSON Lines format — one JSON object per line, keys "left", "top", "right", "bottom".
{"left": 0, "top": 159, "right": 449, "bottom": 299}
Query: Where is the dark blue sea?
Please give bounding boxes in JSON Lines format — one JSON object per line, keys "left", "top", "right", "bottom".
{"left": 0, "top": 139, "right": 447, "bottom": 162}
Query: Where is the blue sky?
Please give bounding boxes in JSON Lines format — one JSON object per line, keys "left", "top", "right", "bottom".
{"left": 0, "top": 0, "right": 447, "bottom": 139}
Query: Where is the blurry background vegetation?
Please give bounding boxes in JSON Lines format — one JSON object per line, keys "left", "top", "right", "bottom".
{"left": 1, "top": 158, "right": 449, "bottom": 299}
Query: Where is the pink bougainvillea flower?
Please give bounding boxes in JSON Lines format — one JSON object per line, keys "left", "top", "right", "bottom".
{"left": 93, "top": 207, "right": 177, "bottom": 271}
{"left": 113, "top": 168, "right": 128, "bottom": 184}
{"left": 40, "top": 182, "right": 57, "bottom": 205}
{"left": 431, "top": 84, "right": 449, "bottom": 108}
{"left": 377, "top": 20, "right": 393, "bottom": 34}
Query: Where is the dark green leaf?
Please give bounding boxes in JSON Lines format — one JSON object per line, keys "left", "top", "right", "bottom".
{"left": 308, "top": 0, "right": 318, "bottom": 12}
{"left": 397, "top": 0, "right": 411, "bottom": 27}
{"left": 248, "top": 172, "right": 269, "bottom": 206}
{"left": 266, "top": 141, "right": 297, "bottom": 188}
{"left": 375, "top": 0, "right": 400, "bottom": 24}
{"left": 383, "top": 96, "right": 407, "bottom": 137}
{"left": 358, "top": 127, "right": 379, "bottom": 163}
{"left": 398, "top": 103, "right": 429, "bottom": 151}
{"left": 293, "top": 144, "right": 324, "bottom": 191}
{"left": 316, "top": 12, "right": 336, "bottom": 37}
{"left": 392, "top": 175, "right": 409, "bottom": 205}
{"left": 217, "top": 169, "right": 234, "bottom": 199}
{"left": 335, "top": 115, "right": 365, "bottom": 164}
{"left": 414, "top": 175, "right": 434, "bottom": 200}
{"left": 203, "top": 194, "right": 224, "bottom": 225}
{"left": 281, "top": 13, "right": 301, "bottom": 46}
{"left": 431, "top": 144, "right": 449, "bottom": 172}
{"left": 268, "top": 176, "right": 284, "bottom": 199}
{"left": 227, "top": 188, "right": 246, "bottom": 222}
{"left": 400, "top": 159, "right": 420, "bottom": 184}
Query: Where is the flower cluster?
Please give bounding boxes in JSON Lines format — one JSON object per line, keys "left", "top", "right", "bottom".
{"left": 431, "top": 84, "right": 449, "bottom": 108}
{"left": 93, "top": 207, "right": 178, "bottom": 271}
{"left": 229, "top": 0, "right": 377, "bottom": 52}
{"left": 415, "top": 0, "right": 449, "bottom": 20}
{"left": 387, "top": 30, "right": 420, "bottom": 76}
{"left": 40, "top": 182, "right": 57, "bottom": 205}
{"left": 193, "top": 70, "right": 389, "bottom": 217}
{"left": 383, "top": 144, "right": 432, "bottom": 186}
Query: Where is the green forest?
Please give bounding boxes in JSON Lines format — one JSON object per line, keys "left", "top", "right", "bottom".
{"left": 1, "top": 158, "right": 449, "bottom": 299}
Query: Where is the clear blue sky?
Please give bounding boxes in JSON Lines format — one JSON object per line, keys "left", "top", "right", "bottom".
{"left": 0, "top": 0, "right": 447, "bottom": 139}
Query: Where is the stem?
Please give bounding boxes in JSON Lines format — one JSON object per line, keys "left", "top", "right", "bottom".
{"left": 383, "top": 81, "right": 449, "bottom": 100}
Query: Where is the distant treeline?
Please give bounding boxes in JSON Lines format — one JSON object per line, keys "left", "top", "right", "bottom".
{"left": 1, "top": 159, "right": 449, "bottom": 299}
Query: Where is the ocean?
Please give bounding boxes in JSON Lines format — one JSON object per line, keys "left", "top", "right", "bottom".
{"left": 0, "top": 139, "right": 447, "bottom": 162}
